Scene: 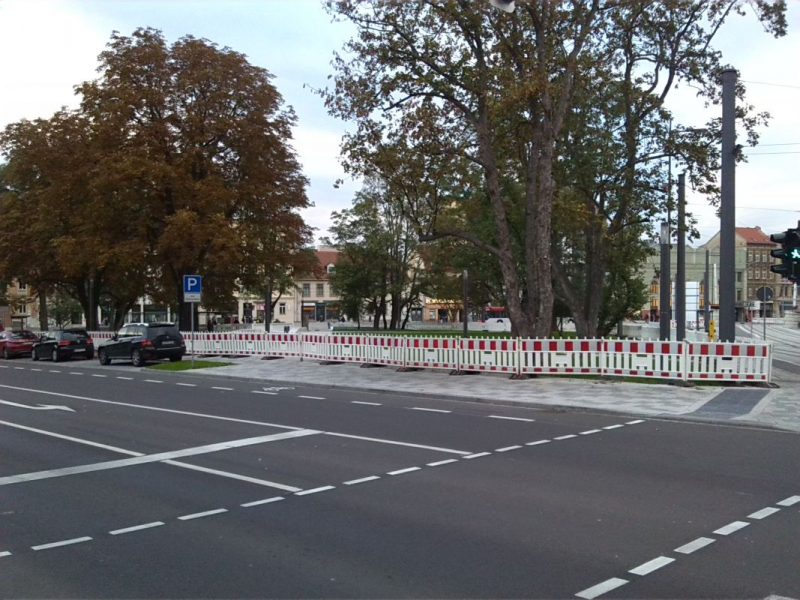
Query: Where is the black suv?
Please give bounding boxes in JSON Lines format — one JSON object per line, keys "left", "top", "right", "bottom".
{"left": 97, "top": 322, "right": 185, "bottom": 367}
{"left": 33, "top": 328, "right": 94, "bottom": 362}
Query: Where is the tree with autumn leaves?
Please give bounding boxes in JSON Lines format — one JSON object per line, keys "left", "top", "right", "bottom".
{"left": 0, "top": 28, "right": 311, "bottom": 329}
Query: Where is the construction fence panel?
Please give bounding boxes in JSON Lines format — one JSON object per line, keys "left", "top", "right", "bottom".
{"left": 181, "top": 331, "right": 213, "bottom": 355}
{"left": 356, "top": 336, "right": 407, "bottom": 367}
{"left": 405, "top": 337, "right": 459, "bottom": 371}
{"left": 267, "top": 333, "right": 302, "bottom": 358}
{"left": 604, "top": 340, "right": 685, "bottom": 380}
{"left": 326, "top": 334, "right": 368, "bottom": 365}
{"left": 301, "top": 333, "right": 333, "bottom": 362}
{"left": 459, "top": 338, "right": 518, "bottom": 374}
{"left": 519, "top": 339, "right": 605, "bottom": 376}
{"left": 686, "top": 342, "right": 771, "bottom": 382}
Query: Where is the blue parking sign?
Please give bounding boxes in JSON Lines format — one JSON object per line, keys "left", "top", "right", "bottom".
{"left": 183, "top": 275, "right": 202, "bottom": 302}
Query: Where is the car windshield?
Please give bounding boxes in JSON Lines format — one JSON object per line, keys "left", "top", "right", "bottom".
{"left": 12, "top": 331, "right": 37, "bottom": 340}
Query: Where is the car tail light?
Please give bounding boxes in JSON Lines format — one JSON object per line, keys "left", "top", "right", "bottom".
{"left": 86, "top": 337, "right": 94, "bottom": 346}
{"left": 141, "top": 339, "right": 154, "bottom": 348}
{"left": 58, "top": 340, "right": 72, "bottom": 347}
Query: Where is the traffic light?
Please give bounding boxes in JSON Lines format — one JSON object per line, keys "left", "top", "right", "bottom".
{"left": 770, "top": 227, "right": 800, "bottom": 282}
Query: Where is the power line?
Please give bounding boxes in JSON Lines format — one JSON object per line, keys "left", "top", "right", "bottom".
{"left": 741, "top": 79, "right": 800, "bottom": 90}
{"left": 745, "top": 151, "right": 800, "bottom": 156}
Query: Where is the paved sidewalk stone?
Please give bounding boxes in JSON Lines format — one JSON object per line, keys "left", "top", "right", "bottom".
{"left": 184, "top": 355, "right": 800, "bottom": 433}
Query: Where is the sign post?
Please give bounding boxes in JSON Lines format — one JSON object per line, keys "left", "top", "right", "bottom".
{"left": 183, "top": 275, "right": 202, "bottom": 368}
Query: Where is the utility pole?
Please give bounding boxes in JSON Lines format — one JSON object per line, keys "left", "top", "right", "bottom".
{"left": 660, "top": 222, "right": 671, "bottom": 340}
{"left": 719, "top": 68, "right": 737, "bottom": 341}
{"left": 462, "top": 269, "right": 469, "bottom": 338}
{"left": 676, "top": 173, "right": 686, "bottom": 341}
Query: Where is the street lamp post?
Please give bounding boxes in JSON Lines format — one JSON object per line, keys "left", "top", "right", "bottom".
{"left": 659, "top": 221, "right": 671, "bottom": 340}
{"left": 719, "top": 68, "right": 737, "bottom": 341}
{"left": 676, "top": 173, "right": 686, "bottom": 340}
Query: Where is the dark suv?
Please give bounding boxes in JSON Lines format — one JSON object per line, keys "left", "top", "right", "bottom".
{"left": 33, "top": 328, "right": 94, "bottom": 362}
{"left": 97, "top": 322, "right": 185, "bottom": 367}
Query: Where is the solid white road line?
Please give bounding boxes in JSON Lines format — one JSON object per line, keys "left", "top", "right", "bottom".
{"left": 777, "top": 495, "right": 800, "bottom": 507}
{"left": 488, "top": 415, "right": 535, "bottom": 422}
{"left": 714, "top": 521, "right": 750, "bottom": 536}
{"left": 674, "top": 537, "right": 716, "bottom": 555}
{"left": 554, "top": 434, "right": 577, "bottom": 440}
{"left": 426, "top": 459, "right": 458, "bottom": 467}
{"left": 495, "top": 445, "right": 522, "bottom": 453}
{"left": 295, "top": 486, "right": 335, "bottom": 496}
{"left": 628, "top": 556, "right": 675, "bottom": 576}
{"left": 387, "top": 467, "right": 420, "bottom": 476}
{"left": 324, "top": 432, "right": 471, "bottom": 455}
{"left": 351, "top": 401, "right": 381, "bottom": 406}
{"left": 299, "top": 395, "right": 325, "bottom": 400}
{"left": 410, "top": 407, "right": 451, "bottom": 413}
{"left": 109, "top": 522, "right": 165, "bottom": 535}
{"left": 748, "top": 507, "right": 780, "bottom": 520}
{"left": 0, "top": 419, "right": 143, "bottom": 457}
{"left": 575, "top": 577, "right": 629, "bottom": 599}
{"left": 161, "top": 460, "right": 302, "bottom": 492}
{"left": 0, "top": 383, "right": 306, "bottom": 430}
{"left": 526, "top": 440, "right": 551, "bottom": 446}
{"left": 241, "top": 497, "right": 285, "bottom": 507}
{"left": 178, "top": 508, "right": 228, "bottom": 521}
{"left": 32, "top": 537, "right": 93, "bottom": 551}
{"left": 0, "top": 429, "right": 320, "bottom": 487}
{"left": 343, "top": 476, "right": 381, "bottom": 485}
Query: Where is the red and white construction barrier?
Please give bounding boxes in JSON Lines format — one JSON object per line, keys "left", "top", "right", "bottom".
{"left": 83, "top": 330, "right": 771, "bottom": 383}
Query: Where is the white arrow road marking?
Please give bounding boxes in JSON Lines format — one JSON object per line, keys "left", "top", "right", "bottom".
{"left": 0, "top": 399, "right": 74, "bottom": 412}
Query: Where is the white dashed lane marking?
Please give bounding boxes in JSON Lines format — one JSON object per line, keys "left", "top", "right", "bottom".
{"left": 178, "top": 509, "right": 228, "bottom": 521}
{"left": 109, "top": 522, "right": 165, "bottom": 535}
{"left": 748, "top": 507, "right": 780, "bottom": 520}
{"left": 0, "top": 551, "right": 10, "bottom": 558}
{"left": 674, "top": 537, "right": 715, "bottom": 555}
{"left": 463, "top": 452, "right": 491, "bottom": 459}
{"left": 241, "top": 497, "right": 285, "bottom": 508}
{"left": 352, "top": 401, "right": 381, "bottom": 406}
{"left": 526, "top": 440, "right": 551, "bottom": 446}
{"left": 143, "top": 379, "right": 163, "bottom": 384}
{"left": 555, "top": 434, "right": 577, "bottom": 440}
{"left": 495, "top": 445, "right": 523, "bottom": 453}
{"left": 576, "top": 578, "right": 629, "bottom": 600}
{"left": 298, "top": 395, "right": 325, "bottom": 400}
{"left": 343, "top": 476, "right": 380, "bottom": 486}
{"left": 295, "top": 486, "right": 335, "bottom": 496}
{"left": 176, "top": 383, "right": 196, "bottom": 387}
{"left": 212, "top": 386, "right": 234, "bottom": 391}
{"left": 777, "top": 495, "right": 800, "bottom": 507}
{"left": 580, "top": 429, "right": 602, "bottom": 435}
{"left": 713, "top": 521, "right": 750, "bottom": 536}
{"left": 410, "top": 407, "right": 451, "bottom": 413}
{"left": 488, "top": 415, "right": 535, "bottom": 422}
{"left": 427, "top": 459, "right": 458, "bottom": 467}
{"left": 32, "top": 537, "right": 93, "bottom": 551}
{"left": 387, "top": 467, "right": 420, "bottom": 476}
{"left": 628, "top": 556, "right": 674, "bottom": 576}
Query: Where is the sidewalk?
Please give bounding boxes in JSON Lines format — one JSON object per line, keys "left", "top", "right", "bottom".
{"left": 185, "top": 355, "right": 800, "bottom": 434}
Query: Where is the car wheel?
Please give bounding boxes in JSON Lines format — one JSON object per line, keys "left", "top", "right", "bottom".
{"left": 98, "top": 349, "right": 111, "bottom": 366}
{"left": 52, "top": 347, "right": 61, "bottom": 362}
{"left": 131, "top": 348, "right": 145, "bottom": 367}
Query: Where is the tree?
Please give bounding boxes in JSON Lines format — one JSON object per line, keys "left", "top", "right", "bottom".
{"left": 0, "top": 28, "right": 311, "bottom": 330}
{"left": 326, "top": 179, "right": 424, "bottom": 330}
{"left": 324, "top": 0, "right": 786, "bottom": 338}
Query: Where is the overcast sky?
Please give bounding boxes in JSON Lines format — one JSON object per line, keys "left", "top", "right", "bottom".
{"left": 1, "top": 0, "right": 798, "bottom": 245}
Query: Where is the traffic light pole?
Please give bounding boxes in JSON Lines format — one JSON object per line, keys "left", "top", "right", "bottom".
{"left": 719, "top": 68, "right": 737, "bottom": 342}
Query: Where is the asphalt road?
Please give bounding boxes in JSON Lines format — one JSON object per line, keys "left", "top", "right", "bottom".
{"left": 1, "top": 358, "right": 799, "bottom": 599}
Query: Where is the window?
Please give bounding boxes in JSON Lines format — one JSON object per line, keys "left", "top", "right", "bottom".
{"left": 327, "top": 264, "right": 335, "bottom": 274}
{"left": 17, "top": 281, "right": 27, "bottom": 291}
{"left": 736, "top": 272, "right": 743, "bottom": 283}
{"left": 316, "top": 283, "right": 324, "bottom": 297}
{"left": 279, "top": 303, "right": 286, "bottom": 316}
{"left": 302, "top": 283, "right": 310, "bottom": 297}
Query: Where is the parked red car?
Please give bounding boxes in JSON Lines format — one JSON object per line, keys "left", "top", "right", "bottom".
{"left": 0, "top": 330, "right": 38, "bottom": 359}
